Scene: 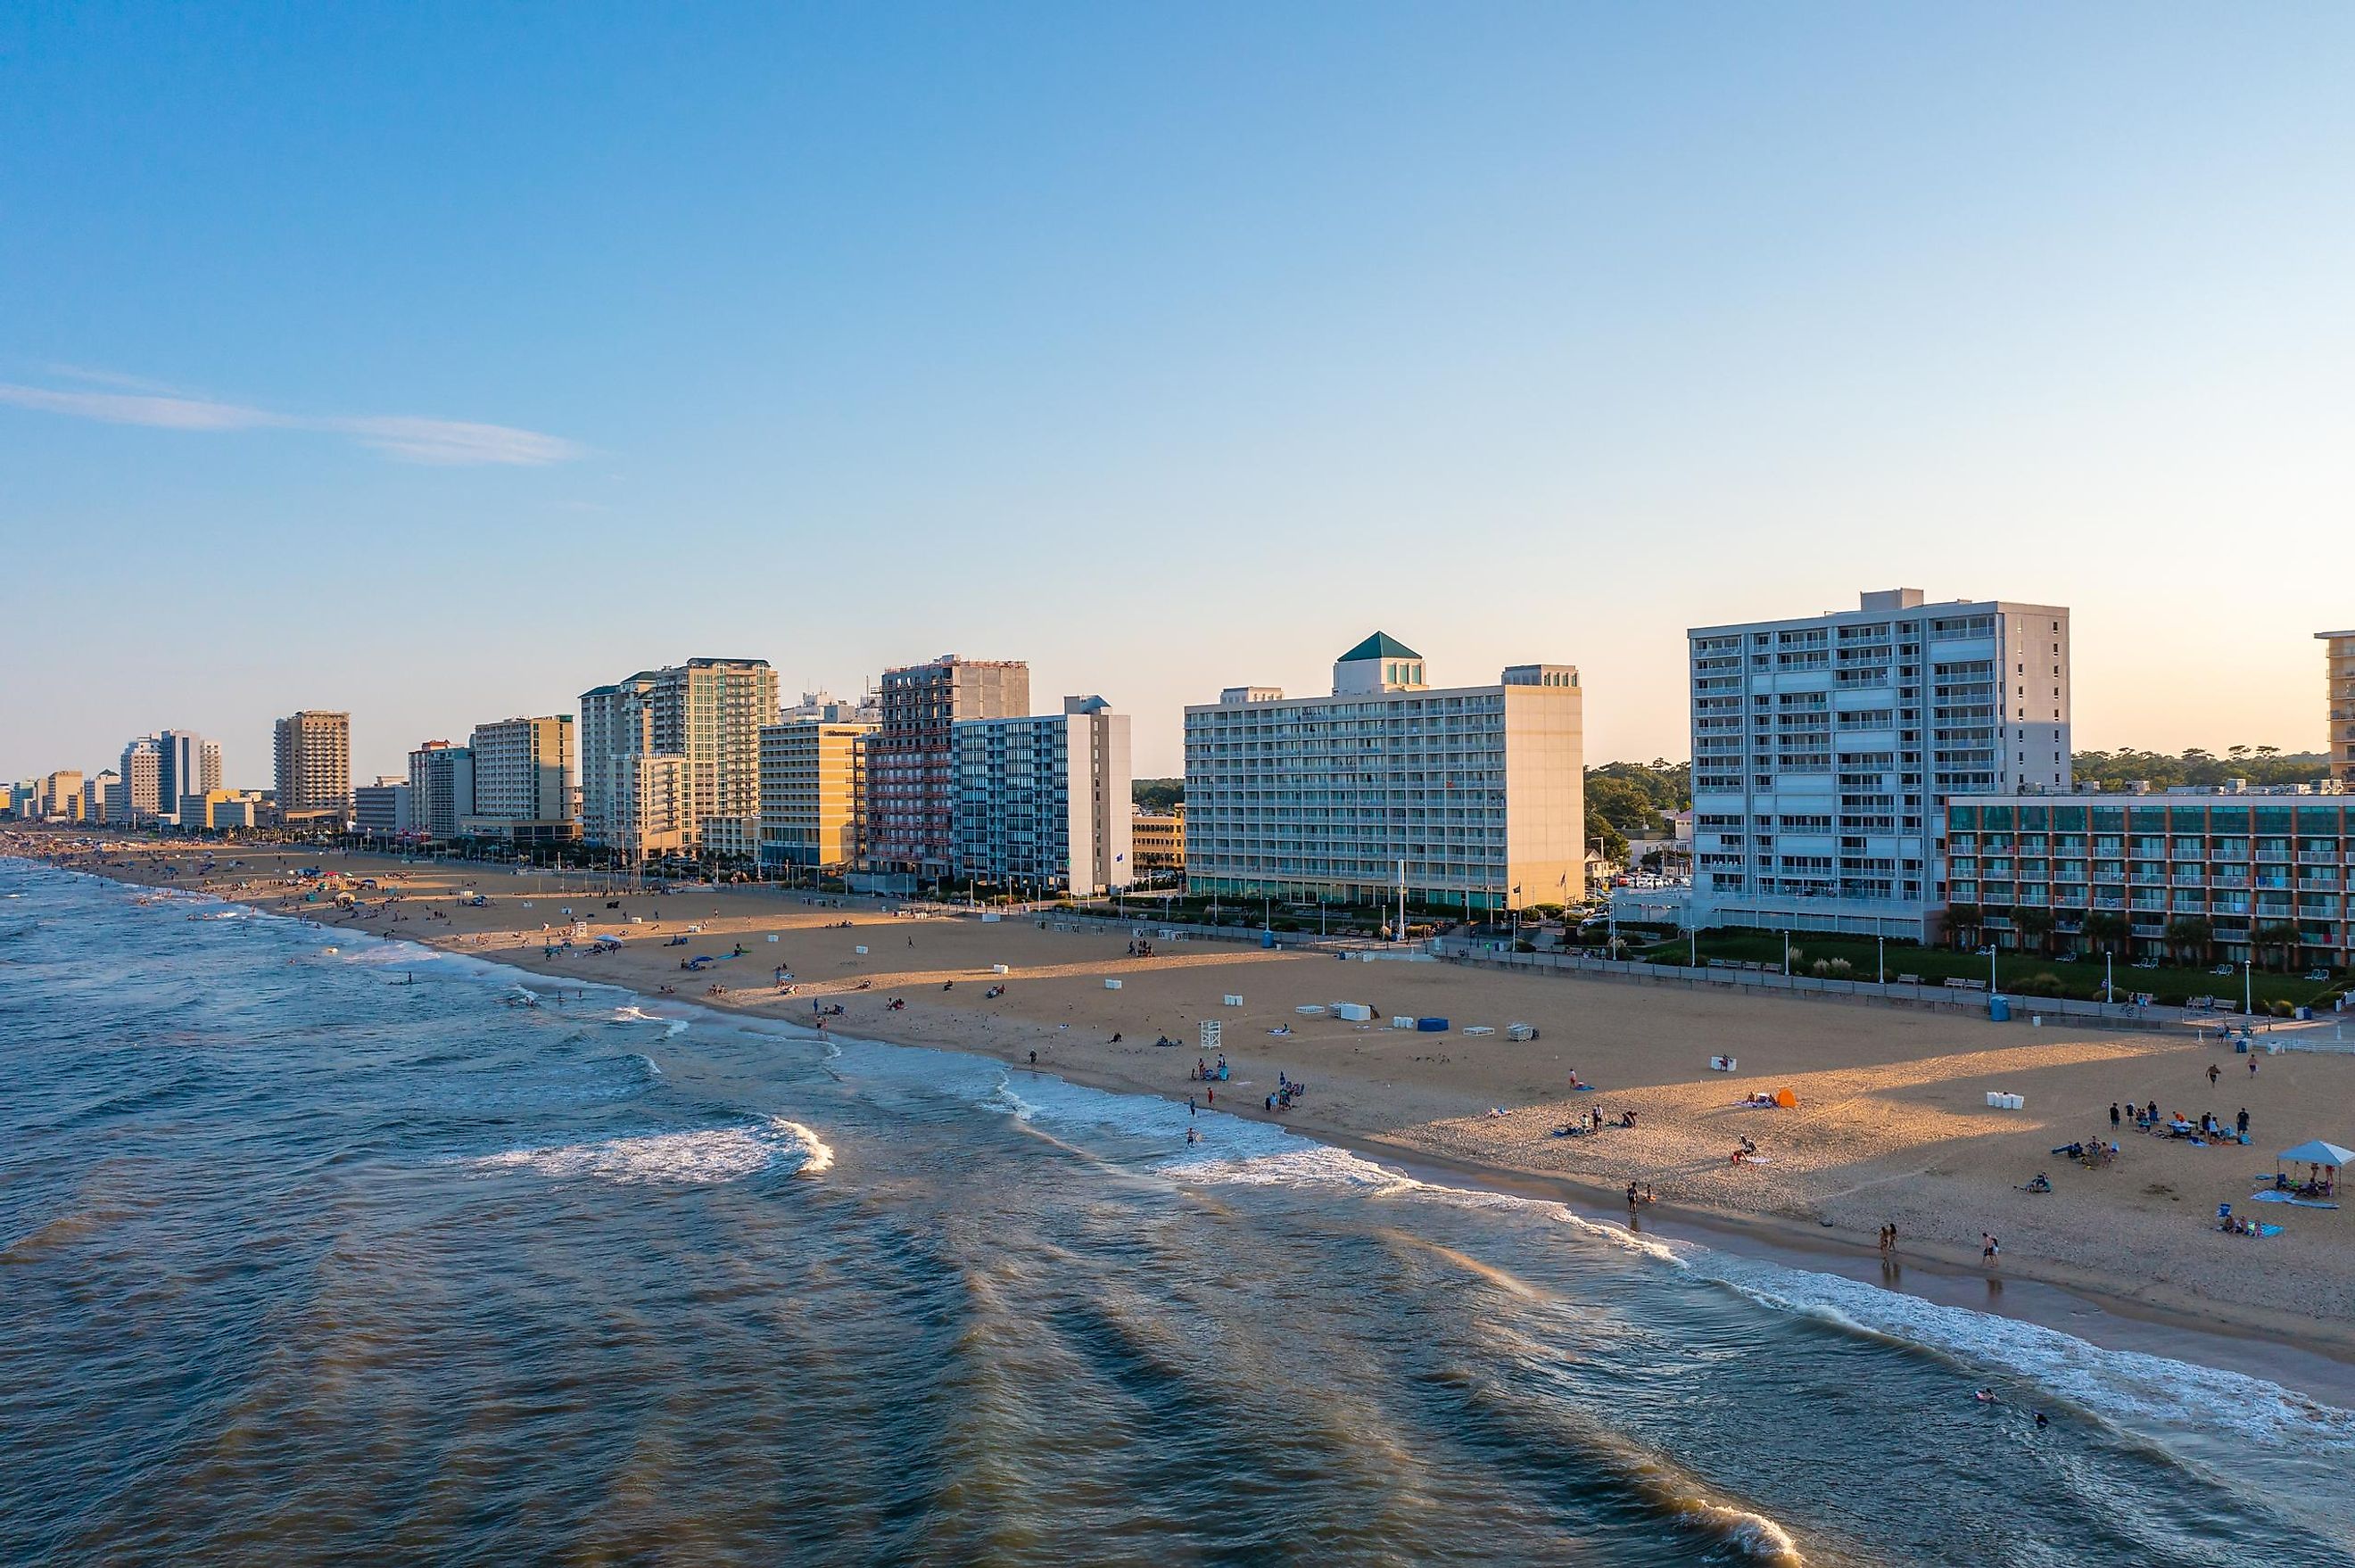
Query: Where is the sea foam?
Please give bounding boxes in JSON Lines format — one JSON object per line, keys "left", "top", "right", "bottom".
{"left": 470, "top": 1115, "right": 833, "bottom": 1185}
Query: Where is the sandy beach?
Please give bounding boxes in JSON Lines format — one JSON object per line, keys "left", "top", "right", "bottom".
{"left": 21, "top": 831, "right": 2355, "bottom": 1364}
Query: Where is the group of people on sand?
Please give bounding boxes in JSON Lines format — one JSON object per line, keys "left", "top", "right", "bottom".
{"left": 1266, "top": 1072, "right": 1306, "bottom": 1114}
{"left": 2114, "top": 1099, "right": 2250, "bottom": 1145}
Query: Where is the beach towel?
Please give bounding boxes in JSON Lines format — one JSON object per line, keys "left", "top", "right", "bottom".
{"left": 2260, "top": 1224, "right": 2285, "bottom": 1237}
{"left": 2247, "top": 1191, "right": 2339, "bottom": 1209}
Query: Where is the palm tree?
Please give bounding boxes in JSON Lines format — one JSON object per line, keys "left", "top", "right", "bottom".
{"left": 2255, "top": 920, "right": 2301, "bottom": 972}
{"left": 1945, "top": 904, "right": 1983, "bottom": 951}
{"left": 2012, "top": 906, "right": 2055, "bottom": 957}
{"left": 2165, "top": 915, "right": 2214, "bottom": 968}
{"left": 2080, "top": 909, "right": 2129, "bottom": 957}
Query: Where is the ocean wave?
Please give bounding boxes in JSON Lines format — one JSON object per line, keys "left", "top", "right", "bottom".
{"left": 467, "top": 1115, "right": 831, "bottom": 1185}
{"left": 1659, "top": 1493, "right": 1805, "bottom": 1565}
{"left": 1695, "top": 1255, "right": 2355, "bottom": 1457}
{"left": 776, "top": 1119, "right": 834, "bottom": 1175}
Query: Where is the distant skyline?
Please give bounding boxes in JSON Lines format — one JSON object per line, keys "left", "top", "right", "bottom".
{"left": 4, "top": 5, "right": 2351, "bottom": 781}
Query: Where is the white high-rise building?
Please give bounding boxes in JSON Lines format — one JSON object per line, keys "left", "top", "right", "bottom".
{"left": 1184, "top": 634, "right": 1586, "bottom": 913}
{"left": 353, "top": 777, "right": 415, "bottom": 837}
{"left": 159, "top": 731, "right": 222, "bottom": 812}
{"left": 407, "top": 741, "right": 475, "bottom": 843}
{"left": 951, "top": 697, "right": 1133, "bottom": 895}
{"left": 1686, "top": 588, "right": 2070, "bottom": 938}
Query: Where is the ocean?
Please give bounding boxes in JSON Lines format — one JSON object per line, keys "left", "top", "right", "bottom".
{"left": 4, "top": 856, "right": 2352, "bottom": 1566}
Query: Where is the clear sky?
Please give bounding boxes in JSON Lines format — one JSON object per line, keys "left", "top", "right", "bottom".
{"left": 4, "top": 4, "right": 2351, "bottom": 785}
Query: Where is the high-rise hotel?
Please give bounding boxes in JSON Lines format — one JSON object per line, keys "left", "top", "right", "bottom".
{"left": 1184, "top": 634, "right": 1584, "bottom": 913}
{"left": 2323, "top": 629, "right": 2355, "bottom": 785}
{"left": 579, "top": 659, "right": 776, "bottom": 862}
{"left": 273, "top": 710, "right": 351, "bottom": 820}
{"left": 1687, "top": 590, "right": 2070, "bottom": 939}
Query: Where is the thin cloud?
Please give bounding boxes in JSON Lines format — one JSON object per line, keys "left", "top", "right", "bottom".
{"left": 0, "top": 378, "right": 583, "bottom": 466}
{"left": 37, "top": 362, "right": 194, "bottom": 395}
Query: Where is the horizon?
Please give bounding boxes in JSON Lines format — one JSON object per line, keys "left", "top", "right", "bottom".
{"left": 5, "top": 6, "right": 2351, "bottom": 780}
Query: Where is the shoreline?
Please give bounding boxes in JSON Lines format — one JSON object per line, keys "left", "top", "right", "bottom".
{"left": 16, "top": 838, "right": 2355, "bottom": 1409}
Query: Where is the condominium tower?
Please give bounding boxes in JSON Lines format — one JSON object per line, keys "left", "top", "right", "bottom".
{"left": 118, "top": 736, "right": 161, "bottom": 821}
{"left": 159, "top": 731, "right": 222, "bottom": 813}
{"left": 408, "top": 741, "right": 475, "bottom": 842}
{"left": 757, "top": 716, "right": 876, "bottom": 872}
{"left": 951, "top": 696, "right": 1134, "bottom": 895}
{"left": 1184, "top": 634, "right": 1585, "bottom": 912}
{"left": 1687, "top": 589, "right": 2070, "bottom": 938}
{"left": 2323, "top": 630, "right": 2355, "bottom": 784}
{"left": 273, "top": 711, "right": 351, "bottom": 816}
{"left": 465, "top": 715, "right": 578, "bottom": 844}
{"left": 864, "top": 656, "right": 1029, "bottom": 883}
{"left": 579, "top": 660, "right": 774, "bottom": 860}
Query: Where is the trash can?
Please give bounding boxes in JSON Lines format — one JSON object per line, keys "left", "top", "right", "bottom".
{"left": 1260, "top": 929, "right": 1275, "bottom": 949}
{"left": 1988, "top": 995, "right": 2012, "bottom": 1022}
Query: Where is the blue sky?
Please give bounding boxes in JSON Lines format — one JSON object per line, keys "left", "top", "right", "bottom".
{"left": 4, "top": 4, "right": 2351, "bottom": 783}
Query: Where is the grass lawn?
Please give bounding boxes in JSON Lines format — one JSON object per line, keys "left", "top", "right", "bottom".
{"left": 1632, "top": 931, "right": 2347, "bottom": 1011}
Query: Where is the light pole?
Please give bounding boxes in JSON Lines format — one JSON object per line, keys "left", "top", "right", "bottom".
{"left": 2244, "top": 957, "right": 2252, "bottom": 1016}
{"left": 1878, "top": 933, "right": 1886, "bottom": 986}
{"left": 1781, "top": 930, "right": 1791, "bottom": 977}
{"left": 2104, "top": 952, "right": 2114, "bottom": 1004}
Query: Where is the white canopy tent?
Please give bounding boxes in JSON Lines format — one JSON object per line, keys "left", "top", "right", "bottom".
{"left": 2276, "top": 1140, "right": 2353, "bottom": 1168}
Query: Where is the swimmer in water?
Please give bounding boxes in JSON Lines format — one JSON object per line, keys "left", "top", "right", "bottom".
{"left": 1973, "top": 1389, "right": 1998, "bottom": 1404}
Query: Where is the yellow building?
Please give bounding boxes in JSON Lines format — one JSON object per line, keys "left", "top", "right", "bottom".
{"left": 1131, "top": 804, "right": 1185, "bottom": 872}
{"left": 759, "top": 718, "right": 876, "bottom": 871}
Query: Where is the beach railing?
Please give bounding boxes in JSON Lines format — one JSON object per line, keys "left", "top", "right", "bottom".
{"left": 1425, "top": 938, "right": 2168, "bottom": 1027}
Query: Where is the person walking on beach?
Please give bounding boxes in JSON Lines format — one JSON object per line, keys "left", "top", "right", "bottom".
{"left": 2207, "top": 1062, "right": 2220, "bottom": 1087}
{"left": 1189, "top": 1095, "right": 1197, "bottom": 1117}
{"left": 2237, "top": 1108, "right": 2249, "bottom": 1136}
{"left": 1981, "top": 1233, "right": 2000, "bottom": 1266}
{"left": 2109, "top": 1102, "right": 2120, "bottom": 1127}
{"left": 2249, "top": 1055, "right": 2259, "bottom": 1077}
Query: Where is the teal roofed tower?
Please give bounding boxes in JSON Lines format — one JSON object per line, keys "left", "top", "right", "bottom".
{"left": 1333, "top": 631, "right": 1427, "bottom": 695}
{"left": 1336, "top": 631, "right": 1422, "bottom": 664}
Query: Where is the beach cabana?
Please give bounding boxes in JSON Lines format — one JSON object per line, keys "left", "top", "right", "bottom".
{"left": 2275, "top": 1140, "right": 2351, "bottom": 1195}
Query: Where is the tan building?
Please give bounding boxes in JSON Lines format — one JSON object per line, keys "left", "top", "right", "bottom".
{"left": 759, "top": 717, "right": 876, "bottom": 872}
{"left": 1130, "top": 804, "right": 1185, "bottom": 873}
{"left": 180, "top": 788, "right": 250, "bottom": 831}
{"left": 273, "top": 711, "right": 351, "bottom": 815}
{"left": 463, "top": 714, "right": 578, "bottom": 845}
{"left": 1184, "top": 634, "right": 1585, "bottom": 913}
{"left": 41, "top": 771, "right": 86, "bottom": 821}
{"left": 120, "top": 737, "right": 162, "bottom": 821}
{"left": 579, "top": 659, "right": 776, "bottom": 858}
{"left": 2324, "top": 630, "right": 2355, "bottom": 784}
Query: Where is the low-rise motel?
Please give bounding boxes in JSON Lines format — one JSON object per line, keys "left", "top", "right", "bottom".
{"left": 1946, "top": 787, "right": 2351, "bottom": 967}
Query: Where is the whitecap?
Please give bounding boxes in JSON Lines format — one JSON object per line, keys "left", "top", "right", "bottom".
{"left": 467, "top": 1116, "right": 829, "bottom": 1186}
